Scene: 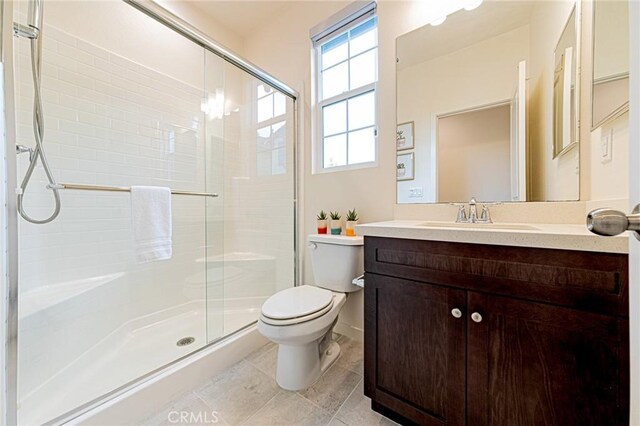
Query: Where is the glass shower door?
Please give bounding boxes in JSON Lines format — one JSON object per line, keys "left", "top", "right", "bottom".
{"left": 10, "top": 0, "right": 296, "bottom": 423}
{"left": 205, "top": 55, "right": 296, "bottom": 340}
{"left": 13, "top": 1, "right": 220, "bottom": 423}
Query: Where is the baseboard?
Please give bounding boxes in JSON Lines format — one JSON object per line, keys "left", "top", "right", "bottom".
{"left": 70, "top": 326, "right": 267, "bottom": 425}
{"left": 335, "top": 322, "right": 364, "bottom": 342}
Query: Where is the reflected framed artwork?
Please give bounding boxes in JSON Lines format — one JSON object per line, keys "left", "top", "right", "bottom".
{"left": 397, "top": 152, "right": 414, "bottom": 181}
{"left": 396, "top": 121, "right": 414, "bottom": 151}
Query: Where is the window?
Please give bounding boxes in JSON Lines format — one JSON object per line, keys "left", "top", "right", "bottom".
{"left": 312, "top": 5, "right": 378, "bottom": 172}
{"left": 256, "top": 83, "right": 287, "bottom": 176}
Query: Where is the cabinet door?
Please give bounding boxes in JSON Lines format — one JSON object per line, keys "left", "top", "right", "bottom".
{"left": 364, "top": 273, "right": 466, "bottom": 426}
{"left": 467, "top": 292, "right": 629, "bottom": 426}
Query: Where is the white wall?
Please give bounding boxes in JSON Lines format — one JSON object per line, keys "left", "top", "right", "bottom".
{"left": 528, "top": 0, "right": 580, "bottom": 201}
{"left": 437, "top": 105, "right": 511, "bottom": 202}
{"left": 156, "top": 0, "right": 246, "bottom": 54}
{"left": 397, "top": 25, "right": 529, "bottom": 203}
{"left": 590, "top": 113, "right": 629, "bottom": 201}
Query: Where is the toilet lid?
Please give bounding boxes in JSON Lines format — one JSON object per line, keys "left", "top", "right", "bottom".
{"left": 262, "top": 285, "right": 334, "bottom": 320}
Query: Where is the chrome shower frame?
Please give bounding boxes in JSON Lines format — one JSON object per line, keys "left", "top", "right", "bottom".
{"left": 2, "top": 0, "right": 20, "bottom": 423}
{"left": 1, "top": 0, "right": 300, "bottom": 424}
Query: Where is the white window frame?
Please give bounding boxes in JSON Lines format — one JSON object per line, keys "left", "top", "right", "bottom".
{"left": 311, "top": 4, "right": 378, "bottom": 174}
{"left": 255, "top": 82, "right": 289, "bottom": 177}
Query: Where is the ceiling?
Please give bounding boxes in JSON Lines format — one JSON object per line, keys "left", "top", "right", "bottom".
{"left": 185, "top": 1, "right": 294, "bottom": 38}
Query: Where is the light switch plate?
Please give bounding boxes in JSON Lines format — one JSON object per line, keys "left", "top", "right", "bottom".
{"left": 409, "top": 187, "right": 423, "bottom": 198}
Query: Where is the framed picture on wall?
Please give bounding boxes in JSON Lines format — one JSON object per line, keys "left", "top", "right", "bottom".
{"left": 396, "top": 121, "right": 415, "bottom": 151}
{"left": 397, "top": 152, "right": 414, "bottom": 181}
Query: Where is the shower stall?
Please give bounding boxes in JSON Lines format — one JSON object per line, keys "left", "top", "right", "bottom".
{"left": 1, "top": 0, "right": 297, "bottom": 424}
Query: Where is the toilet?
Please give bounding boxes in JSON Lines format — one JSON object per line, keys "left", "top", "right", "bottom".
{"left": 257, "top": 234, "right": 364, "bottom": 390}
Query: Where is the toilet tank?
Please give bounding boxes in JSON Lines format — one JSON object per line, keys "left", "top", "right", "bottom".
{"left": 307, "top": 234, "right": 364, "bottom": 293}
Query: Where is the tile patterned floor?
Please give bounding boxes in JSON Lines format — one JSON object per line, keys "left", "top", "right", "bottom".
{"left": 142, "top": 335, "right": 395, "bottom": 426}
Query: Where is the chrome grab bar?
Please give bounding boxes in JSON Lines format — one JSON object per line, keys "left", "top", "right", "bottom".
{"left": 47, "top": 182, "right": 218, "bottom": 198}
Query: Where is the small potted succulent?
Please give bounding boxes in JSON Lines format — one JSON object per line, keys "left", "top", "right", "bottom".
{"left": 345, "top": 208, "right": 359, "bottom": 236}
{"left": 329, "top": 211, "right": 342, "bottom": 235}
{"left": 317, "top": 210, "right": 328, "bottom": 234}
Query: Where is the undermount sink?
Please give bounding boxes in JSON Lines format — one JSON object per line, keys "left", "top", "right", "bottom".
{"left": 417, "top": 221, "right": 541, "bottom": 231}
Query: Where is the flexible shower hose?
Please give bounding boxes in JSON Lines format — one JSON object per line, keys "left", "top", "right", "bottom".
{"left": 17, "top": 29, "right": 61, "bottom": 224}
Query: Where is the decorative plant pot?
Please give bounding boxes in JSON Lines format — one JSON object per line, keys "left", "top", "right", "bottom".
{"left": 317, "top": 219, "right": 328, "bottom": 234}
{"left": 330, "top": 219, "right": 342, "bottom": 235}
{"left": 396, "top": 137, "right": 406, "bottom": 149}
{"left": 346, "top": 220, "right": 358, "bottom": 236}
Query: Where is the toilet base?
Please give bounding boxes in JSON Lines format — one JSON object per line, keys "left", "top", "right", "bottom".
{"left": 275, "top": 340, "right": 341, "bottom": 391}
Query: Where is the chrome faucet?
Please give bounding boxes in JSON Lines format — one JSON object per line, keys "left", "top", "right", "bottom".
{"left": 468, "top": 197, "right": 478, "bottom": 223}
{"left": 453, "top": 197, "right": 500, "bottom": 224}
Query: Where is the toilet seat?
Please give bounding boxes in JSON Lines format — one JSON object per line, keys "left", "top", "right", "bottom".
{"left": 261, "top": 285, "right": 334, "bottom": 326}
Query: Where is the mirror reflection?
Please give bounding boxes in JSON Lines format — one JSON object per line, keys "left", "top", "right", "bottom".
{"left": 396, "top": 1, "right": 580, "bottom": 204}
{"left": 553, "top": 8, "right": 577, "bottom": 158}
{"left": 592, "top": 0, "right": 629, "bottom": 128}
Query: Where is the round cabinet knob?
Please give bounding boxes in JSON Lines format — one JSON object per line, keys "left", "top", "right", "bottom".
{"left": 451, "top": 308, "right": 462, "bottom": 318}
{"left": 471, "top": 312, "right": 483, "bottom": 323}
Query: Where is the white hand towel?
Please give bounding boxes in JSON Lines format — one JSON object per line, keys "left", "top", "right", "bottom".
{"left": 131, "top": 186, "right": 172, "bottom": 263}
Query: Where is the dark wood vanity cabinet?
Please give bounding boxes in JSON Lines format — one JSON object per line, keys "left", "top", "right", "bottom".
{"left": 363, "top": 237, "right": 629, "bottom": 426}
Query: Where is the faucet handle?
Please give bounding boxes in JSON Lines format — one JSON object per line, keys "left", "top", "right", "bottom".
{"left": 450, "top": 203, "right": 467, "bottom": 223}
{"left": 478, "top": 202, "right": 502, "bottom": 223}
{"left": 479, "top": 204, "right": 492, "bottom": 223}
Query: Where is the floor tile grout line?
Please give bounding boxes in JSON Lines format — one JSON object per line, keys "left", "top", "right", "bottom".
{"left": 296, "top": 389, "right": 333, "bottom": 413}
{"left": 192, "top": 391, "right": 231, "bottom": 426}
{"left": 295, "top": 367, "right": 361, "bottom": 423}
{"left": 340, "top": 364, "right": 363, "bottom": 377}
{"left": 244, "top": 345, "right": 277, "bottom": 375}
{"left": 325, "top": 414, "right": 336, "bottom": 426}
{"left": 245, "top": 351, "right": 278, "bottom": 378}
{"left": 237, "top": 362, "right": 283, "bottom": 425}
{"left": 242, "top": 390, "right": 283, "bottom": 425}
{"left": 331, "top": 376, "right": 363, "bottom": 425}
{"left": 294, "top": 361, "right": 352, "bottom": 414}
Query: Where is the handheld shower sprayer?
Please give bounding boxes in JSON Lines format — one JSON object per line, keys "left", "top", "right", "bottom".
{"left": 13, "top": 0, "right": 42, "bottom": 39}
{"left": 14, "top": 0, "right": 62, "bottom": 224}
{"left": 28, "top": 0, "right": 43, "bottom": 35}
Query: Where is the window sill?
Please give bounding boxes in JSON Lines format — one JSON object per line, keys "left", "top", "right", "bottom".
{"left": 312, "top": 160, "right": 378, "bottom": 175}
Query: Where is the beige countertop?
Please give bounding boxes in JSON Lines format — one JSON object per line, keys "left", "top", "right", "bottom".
{"left": 355, "top": 220, "right": 629, "bottom": 254}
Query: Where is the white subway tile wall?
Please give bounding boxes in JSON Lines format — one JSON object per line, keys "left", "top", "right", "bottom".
{"left": 14, "top": 18, "right": 294, "bottom": 425}
{"left": 15, "top": 23, "right": 210, "bottom": 423}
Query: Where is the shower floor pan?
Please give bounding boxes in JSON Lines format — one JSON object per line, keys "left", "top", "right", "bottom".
{"left": 18, "top": 298, "right": 262, "bottom": 425}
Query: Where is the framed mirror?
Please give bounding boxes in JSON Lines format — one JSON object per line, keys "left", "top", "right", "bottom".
{"left": 592, "top": 0, "right": 629, "bottom": 129}
{"left": 396, "top": 1, "right": 580, "bottom": 204}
